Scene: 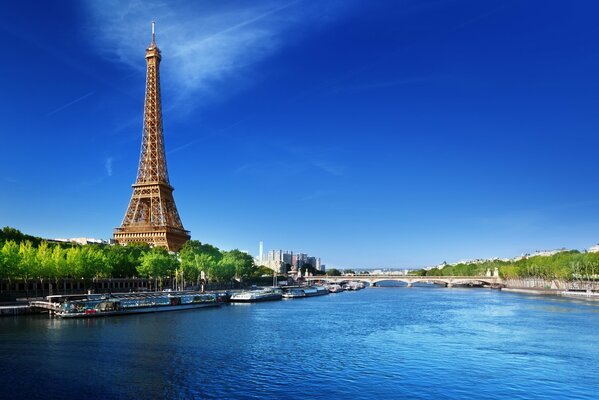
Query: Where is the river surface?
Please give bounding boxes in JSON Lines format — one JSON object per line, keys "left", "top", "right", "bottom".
{"left": 1, "top": 287, "right": 599, "bottom": 399}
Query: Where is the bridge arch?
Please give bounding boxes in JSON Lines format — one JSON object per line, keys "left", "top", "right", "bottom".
{"left": 303, "top": 275, "right": 498, "bottom": 287}
{"left": 370, "top": 278, "right": 411, "bottom": 286}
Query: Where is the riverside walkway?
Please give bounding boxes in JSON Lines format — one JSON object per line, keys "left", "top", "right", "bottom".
{"left": 304, "top": 275, "right": 501, "bottom": 287}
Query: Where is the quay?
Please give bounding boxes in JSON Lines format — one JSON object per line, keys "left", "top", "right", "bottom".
{"left": 0, "top": 304, "right": 36, "bottom": 316}
{"left": 0, "top": 300, "right": 62, "bottom": 316}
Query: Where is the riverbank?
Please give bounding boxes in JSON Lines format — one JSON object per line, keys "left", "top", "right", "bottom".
{"left": 501, "top": 288, "right": 561, "bottom": 296}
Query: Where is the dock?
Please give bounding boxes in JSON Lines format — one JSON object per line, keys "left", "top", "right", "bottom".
{"left": 0, "top": 304, "right": 33, "bottom": 316}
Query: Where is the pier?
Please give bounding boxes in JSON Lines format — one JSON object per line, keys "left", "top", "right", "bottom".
{"left": 0, "top": 304, "right": 32, "bottom": 316}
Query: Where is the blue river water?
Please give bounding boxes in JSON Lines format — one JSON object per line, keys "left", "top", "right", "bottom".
{"left": 1, "top": 287, "right": 599, "bottom": 399}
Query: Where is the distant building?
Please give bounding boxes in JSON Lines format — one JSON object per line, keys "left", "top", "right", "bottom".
{"left": 589, "top": 244, "right": 599, "bottom": 253}
{"left": 315, "top": 258, "right": 323, "bottom": 272}
{"left": 427, "top": 247, "right": 570, "bottom": 270}
{"left": 522, "top": 249, "right": 567, "bottom": 258}
{"left": 260, "top": 248, "right": 323, "bottom": 275}
{"left": 53, "top": 237, "right": 109, "bottom": 245}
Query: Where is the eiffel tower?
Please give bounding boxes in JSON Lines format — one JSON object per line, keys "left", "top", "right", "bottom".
{"left": 113, "top": 21, "right": 190, "bottom": 252}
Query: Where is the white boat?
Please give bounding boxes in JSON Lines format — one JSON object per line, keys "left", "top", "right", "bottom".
{"left": 230, "top": 288, "right": 283, "bottom": 302}
{"left": 282, "top": 288, "right": 306, "bottom": 299}
{"left": 302, "top": 285, "right": 329, "bottom": 297}
{"left": 283, "top": 285, "right": 329, "bottom": 299}
{"left": 345, "top": 281, "right": 365, "bottom": 290}
{"left": 54, "top": 292, "right": 219, "bottom": 318}
{"left": 327, "top": 284, "right": 344, "bottom": 293}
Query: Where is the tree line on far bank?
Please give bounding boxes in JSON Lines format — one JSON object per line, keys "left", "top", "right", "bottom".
{"left": 413, "top": 250, "right": 599, "bottom": 281}
{"left": 0, "top": 227, "right": 270, "bottom": 292}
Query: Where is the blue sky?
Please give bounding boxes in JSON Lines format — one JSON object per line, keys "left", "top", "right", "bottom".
{"left": 1, "top": 1, "right": 599, "bottom": 268}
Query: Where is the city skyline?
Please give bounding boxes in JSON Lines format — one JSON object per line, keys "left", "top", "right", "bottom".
{"left": 2, "top": 1, "right": 599, "bottom": 268}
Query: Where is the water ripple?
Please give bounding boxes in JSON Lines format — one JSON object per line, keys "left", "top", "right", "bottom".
{"left": 1, "top": 288, "right": 599, "bottom": 399}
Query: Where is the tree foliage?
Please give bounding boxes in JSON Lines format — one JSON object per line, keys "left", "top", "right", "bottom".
{"left": 415, "top": 250, "right": 599, "bottom": 281}
{"left": 0, "top": 226, "right": 296, "bottom": 288}
{"left": 138, "top": 247, "right": 177, "bottom": 279}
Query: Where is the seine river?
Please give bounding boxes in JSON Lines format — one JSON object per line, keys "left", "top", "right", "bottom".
{"left": 1, "top": 287, "right": 599, "bottom": 399}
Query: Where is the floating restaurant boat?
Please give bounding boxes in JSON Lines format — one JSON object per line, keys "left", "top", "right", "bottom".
{"left": 49, "top": 291, "right": 219, "bottom": 318}
{"left": 326, "top": 284, "right": 345, "bottom": 293}
{"left": 282, "top": 288, "right": 306, "bottom": 299}
{"left": 229, "top": 288, "right": 283, "bottom": 302}
{"left": 343, "top": 281, "right": 366, "bottom": 291}
{"left": 282, "top": 285, "right": 329, "bottom": 299}
{"left": 302, "top": 285, "right": 329, "bottom": 297}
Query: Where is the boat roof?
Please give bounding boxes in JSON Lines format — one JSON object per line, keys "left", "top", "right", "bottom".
{"left": 47, "top": 291, "right": 213, "bottom": 303}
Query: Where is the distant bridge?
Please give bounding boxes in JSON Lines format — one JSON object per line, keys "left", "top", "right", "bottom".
{"left": 303, "top": 275, "right": 501, "bottom": 288}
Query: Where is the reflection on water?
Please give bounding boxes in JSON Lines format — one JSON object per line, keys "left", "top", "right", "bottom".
{"left": 1, "top": 288, "right": 599, "bottom": 399}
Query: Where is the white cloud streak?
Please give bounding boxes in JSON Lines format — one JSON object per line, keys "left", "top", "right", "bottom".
{"left": 84, "top": 0, "right": 354, "bottom": 104}
{"left": 46, "top": 91, "right": 94, "bottom": 116}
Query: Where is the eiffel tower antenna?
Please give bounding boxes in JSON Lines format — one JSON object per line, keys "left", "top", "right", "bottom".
{"left": 114, "top": 21, "right": 190, "bottom": 252}
{"left": 151, "top": 18, "right": 155, "bottom": 44}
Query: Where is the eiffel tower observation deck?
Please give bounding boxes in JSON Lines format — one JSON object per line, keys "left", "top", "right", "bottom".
{"left": 114, "top": 21, "right": 190, "bottom": 252}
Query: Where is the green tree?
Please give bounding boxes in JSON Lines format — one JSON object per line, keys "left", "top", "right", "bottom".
{"left": 302, "top": 263, "right": 317, "bottom": 276}
{"left": 35, "top": 241, "right": 54, "bottom": 296}
{"left": 0, "top": 226, "right": 42, "bottom": 247}
{"left": 194, "top": 253, "right": 217, "bottom": 286}
{"left": 179, "top": 240, "right": 222, "bottom": 288}
{"left": 138, "top": 248, "right": 177, "bottom": 291}
{"left": 50, "top": 246, "right": 69, "bottom": 293}
{"left": 179, "top": 240, "right": 202, "bottom": 288}
{"left": 212, "top": 260, "right": 236, "bottom": 283}
{"left": 326, "top": 268, "right": 341, "bottom": 276}
{"left": 250, "top": 265, "right": 274, "bottom": 280}
{"left": 18, "top": 241, "right": 38, "bottom": 297}
{"left": 1, "top": 240, "right": 20, "bottom": 291}
{"left": 220, "top": 249, "right": 254, "bottom": 280}
{"left": 104, "top": 243, "right": 149, "bottom": 278}
{"left": 66, "top": 245, "right": 110, "bottom": 291}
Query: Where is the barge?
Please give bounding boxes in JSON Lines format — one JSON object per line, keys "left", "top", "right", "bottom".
{"left": 283, "top": 285, "right": 329, "bottom": 298}
{"left": 46, "top": 291, "right": 219, "bottom": 318}
{"left": 229, "top": 288, "right": 283, "bottom": 302}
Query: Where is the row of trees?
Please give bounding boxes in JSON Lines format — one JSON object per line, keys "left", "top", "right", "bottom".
{"left": 178, "top": 241, "right": 263, "bottom": 287}
{"left": 0, "top": 227, "right": 267, "bottom": 294}
{"left": 415, "top": 250, "right": 599, "bottom": 281}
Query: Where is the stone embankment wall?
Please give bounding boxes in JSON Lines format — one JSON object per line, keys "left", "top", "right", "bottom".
{"left": 505, "top": 278, "right": 598, "bottom": 291}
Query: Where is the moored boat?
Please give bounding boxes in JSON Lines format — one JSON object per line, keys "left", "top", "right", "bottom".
{"left": 230, "top": 288, "right": 283, "bottom": 302}
{"left": 344, "top": 281, "right": 365, "bottom": 290}
{"left": 302, "top": 285, "right": 329, "bottom": 297}
{"left": 282, "top": 285, "right": 329, "bottom": 299}
{"left": 326, "top": 284, "right": 344, "bottom": 293}
{"left": 282, "top": 288, "right": 306, "bottom": 299}
{"left": 54, "top": 291, "right": 219, "bottom": 318}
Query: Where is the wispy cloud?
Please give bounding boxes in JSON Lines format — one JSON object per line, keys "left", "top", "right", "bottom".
{"left": 105, "top": 157, "right": 113, "bottom": 177}
{"left": 84, "top": 1, "right": 355, "bottom": 104}
{"left": 46, "top": 91, "right": 94, "bottom": 116}
{"left": 167, "top": 117, "right": 248, "bottom": 155}
{"left": 310, "top": 160, "right": 346, "bottom": 177}
{"left": 300, "top": 190, "right": 332, "bottom": 202}
{"left": 233, "top": 161, "right": 305, "bottom": 177}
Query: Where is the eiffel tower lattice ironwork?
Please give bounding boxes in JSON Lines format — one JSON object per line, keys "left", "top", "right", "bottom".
{"left": 114, "top": 21, "right": 190, "bottom": 252}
